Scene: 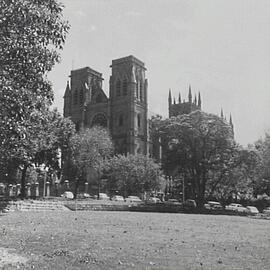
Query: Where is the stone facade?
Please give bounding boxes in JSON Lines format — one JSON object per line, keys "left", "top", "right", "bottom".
{"left": 63, "top": 55, "right": 150, "bottom": 155}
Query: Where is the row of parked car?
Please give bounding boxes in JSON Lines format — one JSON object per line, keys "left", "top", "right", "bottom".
{"left": 98, "top": 193, "right": 144, "bottom": 204}
{"left": 61, "top": 192, "right": 143, "bottom": 203}
{"left": 62, "top": 192, "right": 270, "bottom": 215}
{"left": 204, "top": 201, "right": 270, "bottom": 215}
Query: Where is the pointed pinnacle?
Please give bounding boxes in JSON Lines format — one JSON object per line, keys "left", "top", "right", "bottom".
{"left": 221, "top": 108, "right": 224, "bottom": 118}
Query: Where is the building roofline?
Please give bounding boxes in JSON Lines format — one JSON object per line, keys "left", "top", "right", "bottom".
{"left": 70, "top": 66, "right": 103, "bottom": 79}
{"left": 110, "top": 55, "right": 146, "bottom": 70}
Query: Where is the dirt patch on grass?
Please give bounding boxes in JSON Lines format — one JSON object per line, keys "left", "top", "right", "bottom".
{"left": 0, "top": 247, "right": 28, "bottom": 268}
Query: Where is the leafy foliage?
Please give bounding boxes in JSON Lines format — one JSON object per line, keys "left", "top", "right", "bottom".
{"left": 206, "top": 147, "right": 261, "bottom": 203}
{"left": 70, "top": 127, "right": 113, "bottom": 173}
{"left": 151, "top": 110, "right": 235, "bottom": 206}
{"left": 1, "top": 108, "right": 75, "bottom": 196}
{"left": 69, "top": 126, "right": 113, "bottom": 197}
{"left": 104, "top": 154, "right": 161, "bottom": 196}
{"left": 253, "top": 133, "right": 270, "bottom": 195}
{"left": 0, "top": 0, "right": 69, "bottom": 161}
{"left": 0, "top": 0, "right": 69, "bottom": 196}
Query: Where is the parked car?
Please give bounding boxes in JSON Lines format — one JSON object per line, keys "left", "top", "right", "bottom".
{"left": 61, "top": 191, "right": 74, "bottom": 199}
{"left": 204, "top": 201, "right": 223, "bottom": 210}
{"left": 246, "top": 206, "right": 259, "bottom": 215}
{"left": 125, "top": 196, "right": 143, "bottom": 204}
{"left": 225, "top": 203, "right": 247, "bottom": 213}
{"left": 165, "top": 199, "right": 182, "bottom": 206}
{"left": 183, "top": 199, "right": 197, "bottom": 210}
{"left": 76, "top": 193, "right": 91, "bottom": 199}
{"left": 148, "top": 197, "right": 162, "bottom": 203}
{"left": 111, "top": 195, "right": 124, "bottom": 202}
{"left": 98, "top": 193, "right": 110, "bottom": 200}
{"left": 262, "top": 207, "right": 270, "bottom": 215}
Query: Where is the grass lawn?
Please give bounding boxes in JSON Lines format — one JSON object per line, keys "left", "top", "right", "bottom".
{"left": 0, "top": 211, "right": 269, "bottom": 270}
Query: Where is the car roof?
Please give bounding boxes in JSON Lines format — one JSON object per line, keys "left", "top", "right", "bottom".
{"left": 208, "top": 201, "right": 221, "bottom": 204}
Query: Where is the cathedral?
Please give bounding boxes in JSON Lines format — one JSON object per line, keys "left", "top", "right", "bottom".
{"left": 63, "top": 55, "right": 231, "bottom": 159}
{"left": 63, "top": 55, "right": 149, "bottom": 156}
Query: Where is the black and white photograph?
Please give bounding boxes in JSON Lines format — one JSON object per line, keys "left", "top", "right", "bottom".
{"left": 0, "top": 0, "right": 270, "bottom": 269}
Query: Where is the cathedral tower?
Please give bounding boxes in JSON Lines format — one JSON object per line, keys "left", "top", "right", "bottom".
{"left": 109, "top": 56, "right": 148, "bottom": 155}
{"left": 168, "top": 86, "right": 202, "bottom": 117}
{"left": 64, "top": 67, "right": 108, "bottom": 131}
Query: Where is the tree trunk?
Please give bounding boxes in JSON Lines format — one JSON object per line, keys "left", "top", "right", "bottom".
{"left": 74, "top": 175, "right": 80, "bottom": 199}
{"left": 197, "top": 172, "right": 207, "bottom": 209}
{"left": 97, "top": 170, "right": 100, "bottom": 199}
{"left": 20, "top": 164, "right": 28, "bottom": 199}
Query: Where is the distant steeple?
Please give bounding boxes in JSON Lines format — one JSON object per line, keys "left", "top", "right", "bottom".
{"left": 168, "top": 89, "right": 172, "bottom": 106}
{"left": 173, "top": 97, "right": 176, "bottom": 104}
{"left": 220, "top": 108, "right": 224, "bottom": 118}
{"left": 63, "top": 80, "right": 70, "bottom": 98}
{"left": 229, "top": 114, "right": 234, "bottom": 135}
{"left": 178, "top": 92, "right": 181, "bottom": 103}
{"left": 188, "top": 85, "right": 192, "bottom": 103}
{"left": 229, "top": 114, "right": 233, "bottom": 127}
{"left": 194, "top": 94, "right": 197, "bottom": 105}
{"left": 63, "top": 80, "right": 71, "bottom": 117}
{"left": 198, "top": 92, "right": 201, "bottom": 109}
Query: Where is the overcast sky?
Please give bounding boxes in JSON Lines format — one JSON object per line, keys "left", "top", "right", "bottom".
{"left": 48, "top": 0, "right": 270, "bottom": 146}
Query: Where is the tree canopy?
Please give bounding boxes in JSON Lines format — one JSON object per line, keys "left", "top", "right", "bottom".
{"left": 70, "top": 126, "right": 113, "bottom": 173}
{"left": 151, "top": 110, "right": 235, "bottom": 206}
{"left": 253, "top": 133, "right": 270, "bottom": 195}
{"left": 69, "top": 126, "right": 113, "bottom": 197}
{"left": 0, "top": 0, "right": 70, "bottom": 196}
{"left": 104, "top": 154, "right": 161, "bottom": 197}
{"left": 0, "top": 0, "right": 69, "bottom": 162}
{"left": 1, "top": 108, "right": 75, "bottom": 197}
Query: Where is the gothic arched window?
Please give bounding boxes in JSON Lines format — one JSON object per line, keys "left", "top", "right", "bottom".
{"left": 91, "top": 113, "right": 107, "bottom": 128}
{"left": 122, "top": 79, "right": 128, "bottom": 96}
{"left": 139, "top": 80, "right": 143, "bottom": 101}
{"left": 73, "top": 90, "right": 78, "bottom": 105}
{"left": 79, "top": 89, "right": 84, "bottom": 105}
{"left": 116, "top": 79, "right": 121, "bottom": 97}
{"left": 137, "top": 114, "right": 141, "bottom": 128}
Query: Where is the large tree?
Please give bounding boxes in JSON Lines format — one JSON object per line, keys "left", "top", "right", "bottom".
{"left": 253, "top": 133, "right": 270, "bottom": 195}
{"left": 1, "top": 109, "right": 75, "bottom": 197}
{"left": 104, "top": 154, "right": 161, "bottom": 197}
{"left": 0, "top": 0, "right": 69, "bottom": 165}
{"left": 206, "top": 147, "right": 260, "bottom": 204}
{"left": 0, "top": 0, "right": 69, "bottom": 195}
{"left": 70, "top": 126, "right": 113, "bottom": 198}
{"left": 151, "top": 110, "right": 235, "bottom": 207}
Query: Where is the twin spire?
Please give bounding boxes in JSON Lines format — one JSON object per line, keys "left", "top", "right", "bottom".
{"left": 168, "top": 85, "right": 201, "bottom": 108}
